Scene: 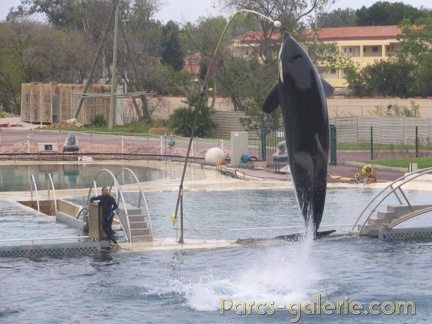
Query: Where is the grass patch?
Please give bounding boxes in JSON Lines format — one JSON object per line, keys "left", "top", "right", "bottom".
{"left": 365, "top": 157, "right": 432, "bottom": 169}
{"left": 336, "top": 142, "right": 424, "bottom": 151}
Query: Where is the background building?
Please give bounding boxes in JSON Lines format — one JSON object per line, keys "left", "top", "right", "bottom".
{"left": 231, "top": 26, "right": 402, "bottom": 91}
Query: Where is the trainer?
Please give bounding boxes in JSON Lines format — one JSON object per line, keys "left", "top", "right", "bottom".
{"left": 90, "top": 186, "right": 119, "bottom": 244}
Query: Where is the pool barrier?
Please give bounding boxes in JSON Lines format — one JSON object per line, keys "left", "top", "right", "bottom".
{"left": 0, "top": 237, "right": 110, "bottom": 258}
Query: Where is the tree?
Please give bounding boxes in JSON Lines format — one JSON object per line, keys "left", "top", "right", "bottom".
{"left": 398, "top": 17, "right": 432, "bottom": 97}
{"left": 15, "top": 0, "right": 114, "bottom": 40}
{"left": 209, "top": 0, "right": 333, "bottom": 102}
{"left": 355, "top": 1, "right": 429, "bottom": 26}
{"left": 180, "top": 16, "right": 241, "bottom": 105}
{"left": 317, "top": 9, "right": 357, "bottom": 28}
{"left": 344, "top": 57, "right": 416, "bottom": 98}
{"left": 160, "top": 20, "right": 184, "bottom": 71}
{"left": 0, "top": 24, "right": 24, "bottom": 113}
{"left": 0, "top": 20, "right": 99, "bottom": 113}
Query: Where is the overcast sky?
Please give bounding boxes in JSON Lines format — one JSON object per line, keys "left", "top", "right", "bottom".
{"left": 0, "top": 0, "right": 430, "bottom": 23}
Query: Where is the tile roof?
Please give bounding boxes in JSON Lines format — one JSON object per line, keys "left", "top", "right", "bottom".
{"left": 233, "top": 30, "right": 281, "bottom": 44}
{"left": 310, "top": 25, "right": 402, "bottom": 41}
{"left": 234, "top": 25, "right": 403, "bottom": 44}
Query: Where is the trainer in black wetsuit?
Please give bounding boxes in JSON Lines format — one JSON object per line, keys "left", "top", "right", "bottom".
{"left": 90, "top": 186, "right": 119, "bottom": 244}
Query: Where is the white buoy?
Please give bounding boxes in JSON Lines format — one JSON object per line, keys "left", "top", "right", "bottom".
{"left": 205, "top": 147, "right": 226, "bottom": 166}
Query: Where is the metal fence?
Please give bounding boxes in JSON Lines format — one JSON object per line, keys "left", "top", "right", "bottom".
{"left": 330, "top": 116, "right": 432, "bottom": 145}
{"left": 0, "top": 128, "right": 228, "bottom": 162}
{"left": 1, "top": 115, "right": 432, "bottom": 166}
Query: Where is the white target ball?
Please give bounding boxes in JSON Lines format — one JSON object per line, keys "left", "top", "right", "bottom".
{"left": 274, "top": 21, "right": 282, "bottom": 29}
{"left": 205, "top": 147, "right": 226, "bottom": 166}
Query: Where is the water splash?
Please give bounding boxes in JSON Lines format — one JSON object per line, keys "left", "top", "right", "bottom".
{"left": 168, "top": 238, "right": 323, "bottom": 312}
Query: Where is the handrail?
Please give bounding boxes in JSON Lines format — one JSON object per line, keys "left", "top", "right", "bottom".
{"left": 352, "top": 167, "right": 432, "bottom": 233}
{"left": 76, "top": 207, "right": 88, "bottom": 220}
{"left": 47, "top": 173, "right": 57, "bottom": 215}
{"left": 30, "top": 174, "right": 40, "bottom": 212}
{"left": 386, "top": 206, "right": 432, "bottom": 229}
{"left": 114, "top": 168, "right": 153, "bottom": 238}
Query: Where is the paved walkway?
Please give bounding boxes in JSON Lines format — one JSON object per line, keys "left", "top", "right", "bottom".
{"left": 234, "top": 161, "right": 405, "bottom": 185}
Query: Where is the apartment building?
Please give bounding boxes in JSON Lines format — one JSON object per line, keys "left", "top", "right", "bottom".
{"left": 231, "top": 25, "right": 402, "bottom": 91}
{"left": 314, "top": 25, "right": 401, "bottom": 89}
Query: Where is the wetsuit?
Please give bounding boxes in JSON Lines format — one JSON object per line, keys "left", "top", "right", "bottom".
{"left": 90, "top": 193, "right": 118, "bottom": 243}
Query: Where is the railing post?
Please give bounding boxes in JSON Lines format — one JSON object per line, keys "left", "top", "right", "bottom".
{"left": 260, "top": 127, "right": 267, "bottom": 160}
{"left": 330, "top": 124, "right": 337, "bottom": 165}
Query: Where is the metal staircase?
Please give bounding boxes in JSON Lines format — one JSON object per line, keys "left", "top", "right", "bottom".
{"left": 352, "top": 167, "right": 432, "bottom": 240}
{"left": 86, "top": 168, "right": 153, "bottom": 243}
{"left": 117, "top": 203, "right": 152, "bottom": 242}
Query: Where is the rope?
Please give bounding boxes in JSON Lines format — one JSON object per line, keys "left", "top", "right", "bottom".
{"left": 172, "top": 10, "right": 281, "bottom": 242}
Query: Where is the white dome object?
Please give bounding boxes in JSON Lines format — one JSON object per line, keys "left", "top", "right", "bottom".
{"left": 205, "top": 147, "right": 226, "bottom": 165}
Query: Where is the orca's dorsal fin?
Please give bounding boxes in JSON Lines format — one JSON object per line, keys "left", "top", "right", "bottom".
{"left": 320, "top": 77, "right": 334, "bottom": 97}
{"left": 262, "top": 82, "right": 280, "bottom": 114}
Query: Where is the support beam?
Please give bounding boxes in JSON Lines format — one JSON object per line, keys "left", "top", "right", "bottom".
{"left": 108, "top": 2, "right": 120, "bottom": 129}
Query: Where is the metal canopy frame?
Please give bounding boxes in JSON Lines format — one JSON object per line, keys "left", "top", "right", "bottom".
{"left": 73, "top": 0, "right": 151, "bottom": 128}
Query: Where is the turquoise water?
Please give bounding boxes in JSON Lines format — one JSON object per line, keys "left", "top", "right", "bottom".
{"left": 0, "top": 164, "right": 172, "bottom": 191}
{"left": 1, "top": 188, "right": 431, "bottom": 323}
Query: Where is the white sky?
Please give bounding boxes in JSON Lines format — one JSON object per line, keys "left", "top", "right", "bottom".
{"left": 0, "top": 0, "right": 430, "bottom": 23}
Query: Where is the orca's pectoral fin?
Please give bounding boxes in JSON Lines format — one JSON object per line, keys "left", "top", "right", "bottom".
{"left": 315, "top": 230, "right": 336, "bottom": 239}
{"left": 320, "top": 77, "right": 334, "bottom": 97}
{"left": 263, "top": 82, "right": 280, "bottom": 114}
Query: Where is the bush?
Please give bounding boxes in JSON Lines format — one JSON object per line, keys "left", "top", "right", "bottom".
{"left": 168, "top": 105, "right": 216, "bottom": 137}
{"left": 92, "top": 114, "right": 107, "bottom": 127}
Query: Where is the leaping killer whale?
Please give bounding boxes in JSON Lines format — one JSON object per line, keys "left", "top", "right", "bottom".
{"left": 263, "top": 31, "right": 334, "bottom": 238}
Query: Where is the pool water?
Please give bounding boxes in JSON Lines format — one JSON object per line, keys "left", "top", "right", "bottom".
{"left": 0, "top": 164, "right": 172, "bottom": 191}
{"left": 1, "top": 187, "right": 431, "bottom": 322}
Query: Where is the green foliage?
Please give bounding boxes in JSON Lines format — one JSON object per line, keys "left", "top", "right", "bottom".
{"left": 345, "top": 58, "right": 415, "bottom": 97}
{"left": 399, "top": 17, "right": 432, "bottom": 97}
{"left": 92, "top": 114, "right": 107, "bottom": 127}
{"left": 168, "top": 100, "right": 216, "bottom": 137}
{"left": 161, "top": 21, "right": 184, "bottom": 71}
{"left": 318, "top": 2, "right": 430, "bottom": 28}
{"left": 346, "top": 17, "right": 432, "bottom": 98}
{"left": 181, "top": 16, "right": 231, "bottom": 58}
{"left": 224, "top": 55, "right": 282, "bottom": 137}
{"left": 239, "top": 101, "right": 281, "bottom": 139}
{"left": 147, "top": 64, "right": 193, "bottom": 96}
{"left": 317, "top": 9, "right": 357, "bottom": 28}
{"left": 355, "top": 1, "right": 429, "bottom": 26}
{"left": 309, "top": 41, "right": 353, "bottom": 72}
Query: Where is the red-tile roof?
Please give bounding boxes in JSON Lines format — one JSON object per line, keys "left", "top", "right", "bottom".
{"left": 233, "top": 30, "right": 281, "bottom": 44}
{"left": 234, "top": 25, "right": 403, "bottom": 44}
{"left": 309, "top": 25, "right": 402, "bottom": 41}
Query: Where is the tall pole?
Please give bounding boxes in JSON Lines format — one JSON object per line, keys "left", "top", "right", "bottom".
{"left": 74, "top": 0, "right": 118, "bottom": 120}
{"left": 108, "top": 2, "right": 120, "bottom": 129}
{"left": 119, "top": 22, "right": 152, "bottom": 121}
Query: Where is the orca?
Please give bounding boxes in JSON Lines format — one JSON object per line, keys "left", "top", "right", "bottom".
{"left": 263, "top": 31, "right": 333, "bottom": 237}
